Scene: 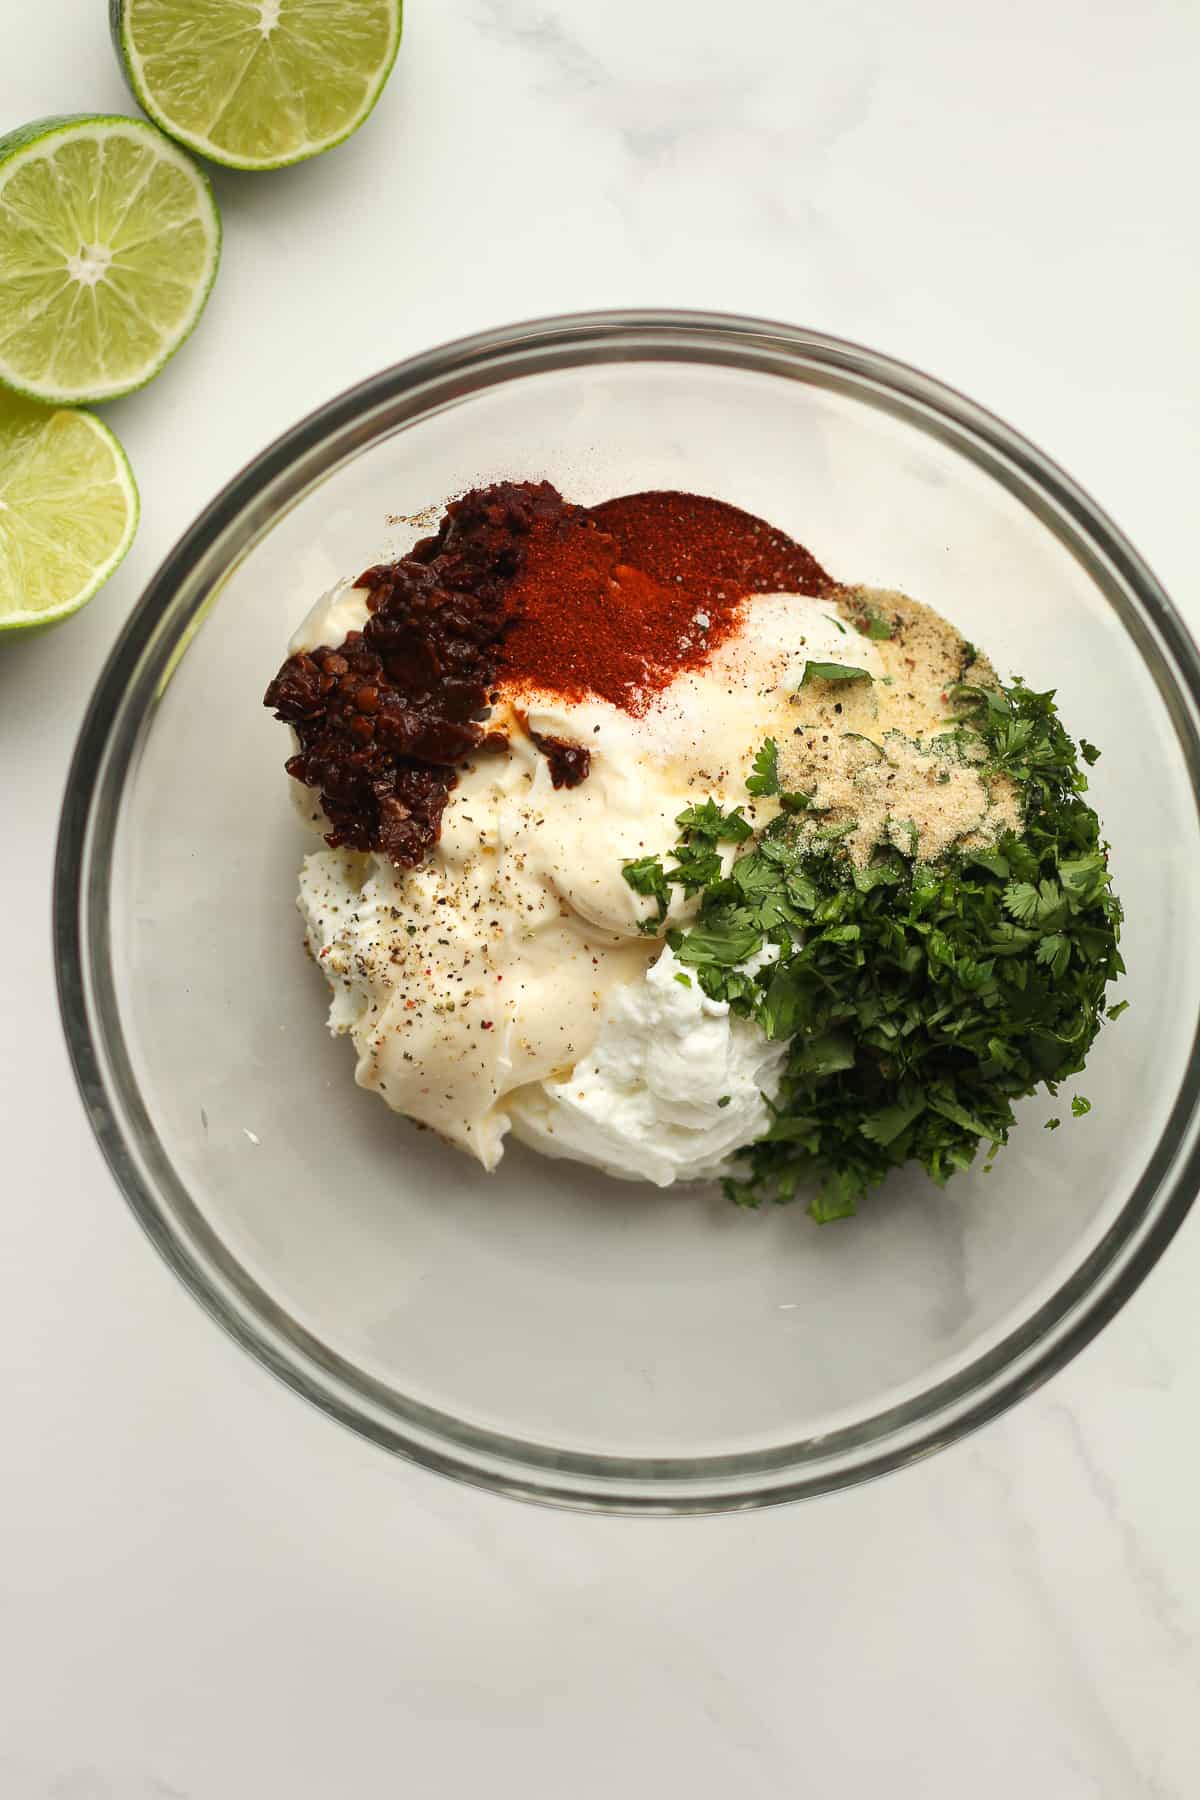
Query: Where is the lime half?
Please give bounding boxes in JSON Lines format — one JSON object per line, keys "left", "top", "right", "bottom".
{"left": 113, "top": 0, "right": 404, "bottom": 171}
{"left": 0, "top": 115, "right": 220, "bottom": 406}
{"left": 0, "top": 390, "right": 138, "bottom": 633}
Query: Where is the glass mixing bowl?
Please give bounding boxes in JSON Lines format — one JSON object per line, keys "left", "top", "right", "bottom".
{"left": 55, "top": 311, "right": 1200, "bottom": 1512}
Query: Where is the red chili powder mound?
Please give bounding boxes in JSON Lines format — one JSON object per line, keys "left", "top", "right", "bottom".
{"left": 496, "top": 488, "right": 832, "bottom": 712}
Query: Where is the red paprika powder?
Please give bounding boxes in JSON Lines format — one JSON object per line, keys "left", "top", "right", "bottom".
{"left": 497, "top": 487, "right": 831, "bottom": 712}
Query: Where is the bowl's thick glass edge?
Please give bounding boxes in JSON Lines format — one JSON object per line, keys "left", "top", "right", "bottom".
{"left": 54, "top": 309, "right": 1200, "bottom": 1513}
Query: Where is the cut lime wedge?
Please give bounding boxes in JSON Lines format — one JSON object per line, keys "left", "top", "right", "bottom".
{"left": 0, "top": 390, "right": 138, "bottom": 633}
{"left": 0, "top": 115, "right": 220, "bottom": 406}
{"left": 113, "top": 0, "right": 404, "bottom": 171}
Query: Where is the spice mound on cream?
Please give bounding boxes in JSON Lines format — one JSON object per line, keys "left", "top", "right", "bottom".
{"left": 264, "top": 482, "right": 831, "bottom": 868}
{"left": 267, "top": 484, "right": 1014, "bottom": 1184}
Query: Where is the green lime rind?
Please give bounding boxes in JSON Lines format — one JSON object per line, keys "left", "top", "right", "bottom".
{"left": 112, "top": 0, "right": 404, "bottom": 172}
{"left": 0, "top": 390, "right": 139, "bottom": 634}
{"left": 0, "top": 113, "right": 220, "bottom": 406}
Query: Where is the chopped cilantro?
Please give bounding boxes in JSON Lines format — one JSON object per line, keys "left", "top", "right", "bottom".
{"left": 806, "top": 1176, "right": 859, "bottom": 1222}
{"left": 746, "top": 738, "right": 781, "bottom": 796}
{"left": 674, "top": 972, "right": 693, "bottom": 988}
{"left": 717, "top": 1094, "right": 731, "bottom": 1107}
{"left": 675, "top": 799, "right": 752, "bottom": 844}
{"left": 1044, "top": 1117, "right": 1061, "bottom": 1130}
{"left": 665, "top": 841, "right": 723, "bottom": 896}
{"left": 1107, "top": 999, "right": 1129, "bottom": 1020}
{"left": 623, "top": 801, "right": 753, "bottom": 926}
{"left": 800, "top": 660, "right": 873, "bottom": 686}
{"left": 1080, "top": 740, "right": 1101, "bottom": 766}
{"left": 621, "top": 854, "right": 670, "bottom": 928}
{"left": 1071, "top": 1094, "right": 1092, "bottom": 1117}
{"left": 843, "top": 731, "right": 888, "bottom": 760}
{"left": 861, "top": 603, "right": 894, "bottom": 640}
{"left": 634, "top": 683, "right": 1121, "bottom": 1220}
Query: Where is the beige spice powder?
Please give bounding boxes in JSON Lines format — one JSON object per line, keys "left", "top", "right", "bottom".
{"left": 777, "top": 586, "right": 1022, "bottom": 867}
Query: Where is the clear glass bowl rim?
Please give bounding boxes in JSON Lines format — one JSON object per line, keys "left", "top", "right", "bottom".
{"left": 54, "top": 308, "right": 1200, "bottom": 1514}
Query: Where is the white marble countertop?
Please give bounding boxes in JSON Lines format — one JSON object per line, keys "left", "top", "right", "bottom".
{"left": 4, "top": 2, "right": 1199, "bottom": 1794}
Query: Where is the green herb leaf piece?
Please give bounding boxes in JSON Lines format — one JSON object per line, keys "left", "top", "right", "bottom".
{"left": 746, "top": 738, "right": 781, "bottom": 797}
{"left": 670, "top": 923, "right": 764, "bottom": 968}
{"left": 800, "top": 661, "right": 873, "bottom": 686}
{"left": 860, "top": 1092, "right": 926, "bottom": 1146}
{"left": 675, "top": 799, "right": 753, "bottom": 843}
{"left": 808, "top": 1172, "right": 860, "bottom": 1223}
{"left": 665, "top": 842, "right": 722, "bottom": 895}
{"left": 622, "top": 855, "right": 669, "bottom": 926}
{"left": 843, "top": 731, "right": 888, "bottom": 761}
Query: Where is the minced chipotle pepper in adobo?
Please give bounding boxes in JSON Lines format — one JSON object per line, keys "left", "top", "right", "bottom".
{"left": 263, "top": 481, "right": 832, "bottom": 868}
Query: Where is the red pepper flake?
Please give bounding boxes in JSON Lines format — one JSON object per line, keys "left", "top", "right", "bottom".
{"left": 481, "top": 1020, "right": 494, "bottom": 1030}
{"left": 529, "top": 729, "right": 591, "bottom": 788}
